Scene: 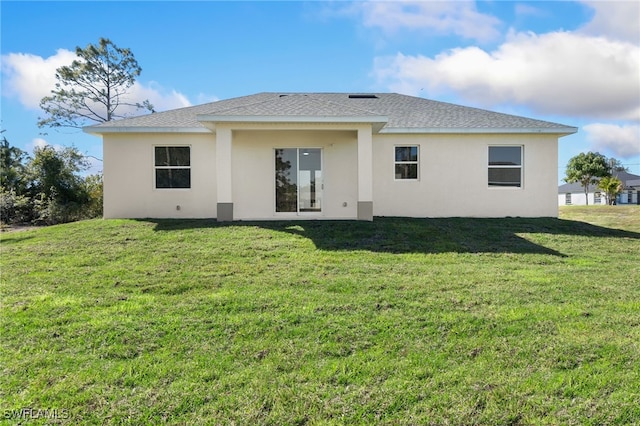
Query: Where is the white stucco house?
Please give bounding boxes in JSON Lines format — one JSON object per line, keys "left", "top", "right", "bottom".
{"left": 84, "top": 92, "right": 577, "bottom": 221}
{"left": 558, "top": 171, "right": 640, "bottom": 206}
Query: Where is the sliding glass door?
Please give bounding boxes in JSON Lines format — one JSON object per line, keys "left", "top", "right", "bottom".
{"left": 275, "top": 148, "right": 322, "bottom": 214}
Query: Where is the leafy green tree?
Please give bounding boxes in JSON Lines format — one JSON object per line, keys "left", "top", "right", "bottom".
{"left": 565, "top": 152, "right": 610, "bottom": 205}
{"left": 82, "top": 173, "right": 104, "bottom": 218}
{"left": 598, "top": 176, "right": 623, "bottom": 205}
{"left": 38, "top": 38, "right": 153, "bottom": 129}
{"left": 0, "top": 132, "right": 29, "bottom": 194}
{"left": 25, "top": 146, "right": 93, "bottom": 224}
{"left": 0, "top": 135, "right": 103, "bottom": 225}
{"left": 26, "top": 145, "right": 90, "bottom": 204}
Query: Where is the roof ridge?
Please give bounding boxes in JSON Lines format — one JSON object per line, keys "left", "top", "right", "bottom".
{"left": 202, "top": 93, "right": 386, "bottom": 117}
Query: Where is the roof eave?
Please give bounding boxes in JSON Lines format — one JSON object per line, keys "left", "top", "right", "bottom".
{"left": 196, "top": 114, "right": 389, "bottom": 133}
{"left": 380, "top": 127, "right": 578, "bottom": 135}
{"left": 83, "top": 126, "right": 210, "bottom": 135}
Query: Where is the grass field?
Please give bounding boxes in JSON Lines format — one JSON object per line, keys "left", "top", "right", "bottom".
{"left": 1, "top": 206, "right": 639, "bottom": 425}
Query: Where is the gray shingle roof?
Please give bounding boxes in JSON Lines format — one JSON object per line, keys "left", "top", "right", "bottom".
{"left": 206, "top": 94, "right": 384, "bottom": 117}
{"left": 85, "top": 92, "right": 577, "bottom": 134}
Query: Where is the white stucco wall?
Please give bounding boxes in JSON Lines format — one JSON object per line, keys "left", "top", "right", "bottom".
{"left": 230, "top": 129, "right": 358, "bottom": 220}
{"left": 102, "top": 133, "right": 217, "bottom": 218}
{"left": 372, "top": 133, "right": 560, "bottom": 217}
{"left": 558, "top": 192, "right": 606, "bottom": 206}
{"left": 101, "top": 129, "right": 561, "bottom": 219}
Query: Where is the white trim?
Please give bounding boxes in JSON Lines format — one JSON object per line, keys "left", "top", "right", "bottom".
{"left": 274, "top": 147, "right": 324, "bottom": 216}
{"left": 196, "top": 114, "right": 388, "bottom": 124}
{"left": 198, "top": 116, "right": 388, "bottom": 134}
{"left": 153, "top": 145, "right": 192, "bottom": 190}
{"left": 487, "top": 145, "right": 524, "bottom": 189}
{"left": 381, "top": 127, "right": 577, "bottom": 135}
{"left": 84, "top": 124, "right": 577, "bottom": 136}
{"left": 393, "top": 145, "right": 420, "bottom": 181}
{"left": 84, "top": 126, "right": 209, "bottom": 135}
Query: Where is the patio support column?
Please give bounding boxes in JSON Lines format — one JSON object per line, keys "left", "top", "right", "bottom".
{"left": 357, "top": 126, "right": 374, "bottom": 221}
{"left": 216, "top": 127, "right": 233, "bottom": 221}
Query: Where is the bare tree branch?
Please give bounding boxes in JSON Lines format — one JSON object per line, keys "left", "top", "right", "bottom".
{"left": 38, "top": 38, "right": 154, "bottom": 129}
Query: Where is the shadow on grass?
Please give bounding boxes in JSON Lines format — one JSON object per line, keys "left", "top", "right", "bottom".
{"left": 0, "top": 234, "right": 35, "bottom": 244}
{"left": 146, "top": 217, "right": 640, "bottom": 256}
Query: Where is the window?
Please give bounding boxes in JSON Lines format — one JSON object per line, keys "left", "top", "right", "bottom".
{"left": 275, "top": 148, "right": 322, "bottom": 214}
{"left": 155, "top": 146, "right": 190, "bottom": 189}
{"left": 565, "top": 193, "right": 572, "bottom": 205}
{"left": 594, "top": 192, "right": 602, "bottom": 204}
{"left": 488, "top": 146, "right": 522, "bottom": 187}
{"left": 395, "top": 146, "right": 418, "bottom": 180}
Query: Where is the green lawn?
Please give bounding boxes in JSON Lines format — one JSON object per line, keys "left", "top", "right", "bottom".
{"left": 1, "top": 206, "right": 639, "bottom": 425}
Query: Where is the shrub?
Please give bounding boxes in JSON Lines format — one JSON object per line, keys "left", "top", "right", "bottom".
{"left": 0, "top": 187, "right": 34, "bottom": 224}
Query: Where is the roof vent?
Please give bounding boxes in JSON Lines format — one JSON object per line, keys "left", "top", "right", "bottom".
{"left": 348, "top": 94, "right": 378, "bottom": 99}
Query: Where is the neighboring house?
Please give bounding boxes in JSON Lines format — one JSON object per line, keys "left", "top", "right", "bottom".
{"left": 84, "top": 92, "right": 577, "bottom": 221}
{"left": 558, "top": 171, "right": 640, "bottom": 206}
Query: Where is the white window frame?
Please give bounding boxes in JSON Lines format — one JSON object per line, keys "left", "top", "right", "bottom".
{"left": 274, "top": 148, "right": 323, "bottom": 216}
{"left": 565, "top": 193, "right": 572, "bottom": 205}
{"left": 394, "top": 145, "right": 419, "bottom": 181}
{"left": 153, "top": 145, "right": 192, "bottom": 190}
{"left": 488, "top": 145, "right": 523, "bottom": 188}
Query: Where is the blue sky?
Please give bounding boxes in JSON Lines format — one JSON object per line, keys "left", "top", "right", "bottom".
{"left": 2, "top": 1, "right": 639, "bottom": 180}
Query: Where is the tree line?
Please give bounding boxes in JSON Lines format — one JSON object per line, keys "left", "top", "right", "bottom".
{"left": 0, "top": 134, "right": 102, "bottom": 225}
{"left": 1, "top": 38, "right": 152, "bottom": 226}
{"left": 564, "top": 152, "right": 628, "bottom": 205}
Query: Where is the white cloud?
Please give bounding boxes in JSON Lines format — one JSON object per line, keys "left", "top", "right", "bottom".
{"left": 514, "top": 3, "right": 546, "bottom": 18}
{"left": 25, "top": 137, "right": 63, "bottom": 153}
{"left": 30, "top": 137, "right": 49, "bottom": 150}
{"left": 1, "top": 49, "right": 78, "bottom": 109}
{"left": 583, "top": 123, "right": 640, "bottom": 158}
{"left": 1, "top": 49, "right": 192, "bottom": 117}
{"left": 127, "top": 81, "right": 192, "bottom": 113}
{"left": 373, "top": 31, "right": 640, "bottom": 120}
{"left": 332, "top": 0, "right": 502, "bottom": 43}
{"left": 579, "top": 0, "right": 640, "bottom": 43}
{"left": 195, "top": 93, "right": 220, "bottom": 105}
